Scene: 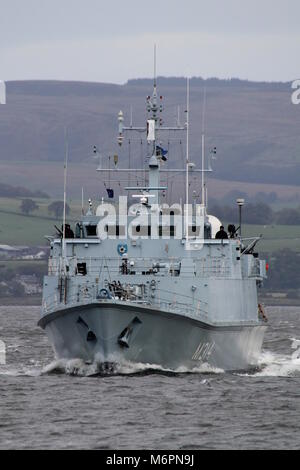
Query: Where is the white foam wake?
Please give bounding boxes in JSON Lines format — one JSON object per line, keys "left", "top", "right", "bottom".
{"left": 250, "top": 338, "right": 300, "bottom": 377}
{"left": 41, "top": 358, "right": 100, "bottom": 376}
{"left": 115, "top": 360, "right": 224, "bottom": 375}
{"left": 41, "top": 358, "right": 224, "bottom": 377}
{"left": 0, "top": 363, "right": 43, "bottom": 377}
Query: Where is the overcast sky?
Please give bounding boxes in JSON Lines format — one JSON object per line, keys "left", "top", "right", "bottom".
{"left": 0, "top": 0, "right": 299, "bottom": 83}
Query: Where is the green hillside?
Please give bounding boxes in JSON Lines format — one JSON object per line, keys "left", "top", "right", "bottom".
{"left": 1, "top": 78, "right": 300, "bottom": 200}
{"left": 0, "top": 197, "right": 82, "bottom": 245}
{"left": 0, "top": 196, "right": 299, "bottom": 251}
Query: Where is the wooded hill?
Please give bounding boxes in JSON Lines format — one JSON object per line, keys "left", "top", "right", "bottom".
{"left": 0, "top": 77, "right": 299, "bottom": 191}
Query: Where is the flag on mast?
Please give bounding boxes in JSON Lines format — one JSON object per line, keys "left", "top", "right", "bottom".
{"left": 147, "top": 120, "right": 155, "bottom": 142}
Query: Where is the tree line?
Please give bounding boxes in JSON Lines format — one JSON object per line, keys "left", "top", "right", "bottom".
{"left": 0, "top": 182, "right": 49, "bottom": 199}
{"left": 20, "top": 199, "right": 70, "bottom": 218}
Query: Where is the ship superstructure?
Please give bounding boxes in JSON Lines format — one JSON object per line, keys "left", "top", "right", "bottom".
{"left": 39, "top": 72, "right": 267, "bottom": 371}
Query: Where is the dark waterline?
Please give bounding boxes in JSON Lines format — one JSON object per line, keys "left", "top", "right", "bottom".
{"left": 0, "top": 306, "right": 299, "bottom": 450}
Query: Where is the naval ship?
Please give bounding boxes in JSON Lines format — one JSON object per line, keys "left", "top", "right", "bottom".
{"left": 39, "top": 74, "right": 268, "bottom": 372}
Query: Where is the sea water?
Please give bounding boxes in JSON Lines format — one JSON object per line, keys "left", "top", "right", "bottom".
{"left": 0, "top": 306, "right": 299, "bottom": 450}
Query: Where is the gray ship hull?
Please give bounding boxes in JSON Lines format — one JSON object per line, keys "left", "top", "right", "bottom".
{"left": 39, "top": 302, "right": 267, "bottom": 372}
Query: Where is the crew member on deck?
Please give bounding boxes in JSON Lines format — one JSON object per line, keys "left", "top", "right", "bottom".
{"left": 62, "top": 224, "right": 74, "bottom": 239}
{"left": 215, "top": 226, "right": 228, "bottom": 240}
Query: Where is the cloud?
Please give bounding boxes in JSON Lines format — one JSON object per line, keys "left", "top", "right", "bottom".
{"left": 1, "top": 31, "right": 300, "bottom": 83}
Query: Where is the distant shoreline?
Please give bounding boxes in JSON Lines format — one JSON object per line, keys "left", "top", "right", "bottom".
{"left": 259, "top": 298, "right": 300, "bottom": 308}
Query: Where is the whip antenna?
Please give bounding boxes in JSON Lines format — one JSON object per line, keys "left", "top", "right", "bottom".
{"left": 62, "top": 127, "right": 68, "bottom": 270}
{"left": 185, "top": 77, "right": 190, "bottom": 241}
{"left": 201, "top": 87, "right": 207, "bottom": 206}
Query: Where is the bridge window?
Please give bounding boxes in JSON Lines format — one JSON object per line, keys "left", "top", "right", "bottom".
{"left": 188, "top": 225, "right": 200, "bottom": 236}
{"left": 132, "top": 226, "right": 151, "bottom": 237}
{"left": 107, "top": 225, "right": 126, "bottom": 236}
{"left": 85, "top": 225, "right": 97, "bottom": 236}
{"left": 159, "top": 226, "right": 176, "bottom": 237}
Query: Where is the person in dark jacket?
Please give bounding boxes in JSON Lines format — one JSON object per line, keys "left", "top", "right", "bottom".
{"left": 62, "top": 224, "right": 74, "bottom": 239}
{"left": 215, "top": 226, "right": 228, "bottom": 239}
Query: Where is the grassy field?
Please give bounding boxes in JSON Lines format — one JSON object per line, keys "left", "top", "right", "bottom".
{"left": 0, "top": 197, "right": 82, "bottom": 218}
{"left": 0, "top": 196, "right": 299, "bottom": 251}
{"left": 239, "top": 223, "right": 300, "bottom": 253}
{"left": 0, "top": 211, "right": 58, "bottom": 245}
{"left": 0, "top": 197, "right": 82, "bottom": 246}
{"left": 0, "top": 259, "right": 47, "bottom": 269}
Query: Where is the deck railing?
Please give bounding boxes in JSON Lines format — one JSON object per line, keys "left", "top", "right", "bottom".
{"left": 42, "top": 284, "right": 209, "bottom": 322}
{"left": 48, "top": 256, "right": 232, "bottom": 278}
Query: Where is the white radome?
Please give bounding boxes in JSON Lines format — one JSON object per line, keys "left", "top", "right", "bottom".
{"left": 207, "top": 215, "right": 222, "bottom": 238}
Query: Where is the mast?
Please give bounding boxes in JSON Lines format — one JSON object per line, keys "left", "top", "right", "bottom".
{"left": 201, "top": 87, "right": 207, "bottom": 206}
{"left": 62, "top": 127, "right": 68, "bottom": 272}
{"left": 201, "top": 134, "right": 205, "bottom": 205}
{"left": 185, "top": 77, "right": 190, "bottom": 240}
{"left": 154, "top": 44, "right": 157, "bottom": 88}
{"left": 145, "top": 44, "right": 161, "bottom": 205}
{"left": 102, "top": 50, "right": 214, "bottom": 218}
{"left": 81, "top": 187, "right": 84, "bottom": 215}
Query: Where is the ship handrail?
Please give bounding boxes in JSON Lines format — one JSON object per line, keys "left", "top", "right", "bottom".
{"left": 48, "top": 255, "right": 232, "bottom": 278}
{"left": 41, "top": 291, "right": 207, "bottom": 311}
{"left": 42, "top": 279, "right": 208, "bottom": 312}
{"left": 41, "top": 287, "right": 209, "bottom": 319}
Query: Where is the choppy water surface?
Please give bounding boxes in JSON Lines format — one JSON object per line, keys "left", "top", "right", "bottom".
{"left": 0, "top": 306, "right": 299, "bottom": 450}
